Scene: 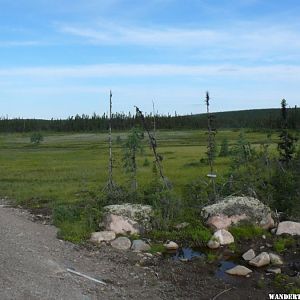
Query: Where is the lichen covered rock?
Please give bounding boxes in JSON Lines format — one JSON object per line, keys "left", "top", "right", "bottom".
{"left": 202, "top": 196, "right": 275, "bottom": 230}
{"left": 102, "top": 204, "right": 153, "bottom": 234}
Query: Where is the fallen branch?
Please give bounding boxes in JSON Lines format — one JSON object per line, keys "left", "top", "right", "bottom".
{"left": 212, "top": 287, "right": 233, "bottom": 300}
{"left": 67, "top": 268, "right": 107, "bottom": 285}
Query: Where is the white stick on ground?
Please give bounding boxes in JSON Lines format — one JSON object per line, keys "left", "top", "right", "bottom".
{"left": 67, "top": 268, "right": 107, "bottom": 285}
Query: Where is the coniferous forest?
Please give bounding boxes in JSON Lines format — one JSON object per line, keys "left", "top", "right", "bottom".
{"left": 0, "top": 107, "right": 299, "bottom": 133}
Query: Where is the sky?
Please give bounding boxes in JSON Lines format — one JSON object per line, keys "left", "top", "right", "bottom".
{"left": 0, "top": 0, "right": 300, "bottom": 119}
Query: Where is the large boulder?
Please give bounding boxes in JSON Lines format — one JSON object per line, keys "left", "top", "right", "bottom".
{"left": 102, "top": 204, "right": 153, "bottom": 235}
{"left": 201, "top": 196, "right": 275, "bottom": 230}
{"left": 276, "top": 221, "right": 300, "bottom": 236}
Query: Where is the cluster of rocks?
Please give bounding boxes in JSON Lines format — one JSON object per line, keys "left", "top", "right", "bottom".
{"left": 90, "top": 203, "right": 180, "bottom": 254}
{"left": 226, "top": 250, "right": 283, "bottom": 276}
{"left": 90, "top": 204, "right": 154, "bottom": 251}
{"left": 89, "top": 199, "right": 300, "bottom": 273}
{"left": 203, "top": 196, "right": 276, "bottom": 250}
{"left": 91, "top": 229, "right": 152, "bottom": 251}
{"left": 202, "top": 196, "right": 300, "bottom": 277}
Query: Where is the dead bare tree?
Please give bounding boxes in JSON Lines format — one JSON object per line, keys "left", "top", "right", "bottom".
{"left": 103, "top": 90, "right": 116, "bottom": 192}
{"left": 135, "top": 106, "right": 170, "bottom": 190}
{"left": 205, "top": 92, "right": 217, "bottom": 198}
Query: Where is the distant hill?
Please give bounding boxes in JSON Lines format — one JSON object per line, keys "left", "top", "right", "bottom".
{"left": 0, "top": 107, "right": 299, "bottom": 132}
{"left": 192, "top": 108, "right": 296, "bottom": 129}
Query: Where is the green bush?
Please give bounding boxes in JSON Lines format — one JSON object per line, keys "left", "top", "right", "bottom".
{"left": 53, "top": 203, "right": 101, "bottom": 243}
{"left": 30, "top": 132, "right": 44, "bottom": 145}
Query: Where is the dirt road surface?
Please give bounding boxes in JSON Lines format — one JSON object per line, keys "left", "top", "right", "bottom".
{"left": 0, "top": 205, "right": 170, "bottom": 300}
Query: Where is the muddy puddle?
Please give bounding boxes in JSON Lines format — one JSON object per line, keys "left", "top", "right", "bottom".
{"left": 167, "top": 247, "right": 250, "bottom": 284}
{"left": 170, "top": 247, "right": 205, "bottom": 261}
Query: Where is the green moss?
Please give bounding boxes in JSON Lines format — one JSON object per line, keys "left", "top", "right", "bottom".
{"left": 206, "top": 251, "right": 218, "bottom": 263}
{"left": 273, "top": 236, "right": 295, "bottom": 253}
{"left": 228, "top": 243, "right": 238, "bottom": 252}
{"left": 149, "top": 244, "right": 165, "bottom": 254}
{"left": 257, "top": 277, "right": 265, "bottom": 289}
{"left": 129, "top": 233, "right": 141, "bottom": 241}
{"left": 273, "top": 274, "right": 300, "bottom": 293}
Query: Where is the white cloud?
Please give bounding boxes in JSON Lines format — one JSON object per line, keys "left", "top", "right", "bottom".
{"left": 57, "top": 22, "right": 300, "bottom": 62}
{"left": 59, "top": 24, "right": 222, "bottom": 46}
{"left": 59, "top": 22, "right": 300, "bottom": 47}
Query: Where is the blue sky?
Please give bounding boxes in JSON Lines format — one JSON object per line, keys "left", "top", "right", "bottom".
{"left": 0, "top": 0, "right": 299, "bottom": 118}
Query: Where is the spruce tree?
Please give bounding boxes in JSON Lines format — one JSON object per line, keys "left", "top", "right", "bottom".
{"left": 277, "top": 99, "right": 297, "bottom": 166}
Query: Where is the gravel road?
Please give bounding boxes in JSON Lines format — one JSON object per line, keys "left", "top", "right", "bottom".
{"left": 0, "top": 205, "right": 167, "bottom": 300}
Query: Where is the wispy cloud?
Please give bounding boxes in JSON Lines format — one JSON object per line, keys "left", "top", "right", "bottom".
{"left": 58, "top": 22, "right": 300, "bottom": 61}
{"left": 59, "top": 22, "right": 300, "bottom": 46}
{"left": 0, "top": 63, "right": 299, "bottom": 80}
{"left": 59, "top": 24, "right": 222, "bottom": 46}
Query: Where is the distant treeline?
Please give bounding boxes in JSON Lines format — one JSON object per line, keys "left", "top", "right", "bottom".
{"left": 0, "top": 108, "right": 299, "bottom": 133}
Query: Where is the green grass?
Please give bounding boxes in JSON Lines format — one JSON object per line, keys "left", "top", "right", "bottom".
{"left": 150, "top": 221, "right": 212, "bottom": 246}
{"left": 229, "top": 223, "right": 269, "bottom": 240}
{"left": 149, "top": 243, "right": 165, "bottom": 254}
{"left": 206, "top": 251, "right": 218, "bottom": 263}
{"left": 273, "top": 236, "right": 295, "bottom": 253}
{"left": 0, "top": 130, "right": 282, "bottom": 207}
{"left": 0, "top": 129, "right": 291, "bottom": 242}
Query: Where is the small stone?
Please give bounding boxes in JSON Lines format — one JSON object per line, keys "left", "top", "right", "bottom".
{"left": 249, "top": 252, "right": 270, "bottom": 267}
{"left": 266, "top": 268, "right": 281, "bottom": 274}
{"left": 131, "top": 240, "right": 151, "bottom": 252}
{"left": 260, "top": 246, "right": 265, "bottom": 250}
{"left": 111, "top": 237, "right": 131, "bottom": 250}
{"left": 179, "top": 258, "right": 188, "bottom": 262}
{"left": 213, "top": 229, "right": 234, "bottom": 245}
{"left": 269, "top": 253, "right": 283, "bottom": 265}
{"left": 207, "top": 239, "right": 220, "bottom": 249}
{"left": 262, "top": 235, "right": 266, "bottom": 240}
{"left": 90, "top": 231, "right": 116, "bottom": 243}
{"left": 226, "top": 265, "right": 253, "bottom": 276}
{"left": 242, "top": 249, "right": 256, "bottom": 261}
{"left": 144, "top": 253, "right": 153, "bottom": 258}
{"left": 164, "top": 241, "right": 179, "bottom": 250}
